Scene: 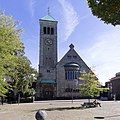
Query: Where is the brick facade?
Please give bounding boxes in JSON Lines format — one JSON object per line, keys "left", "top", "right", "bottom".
{"left": 110, "top": 72, "right": 120, "bottom": 99}
{"left": 36, "top": 15, "right": 92, "bottom": 99}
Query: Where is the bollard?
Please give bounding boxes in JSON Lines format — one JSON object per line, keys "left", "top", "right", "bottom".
{"left": 35, "top": 110, "right": 47, "bottom": 120}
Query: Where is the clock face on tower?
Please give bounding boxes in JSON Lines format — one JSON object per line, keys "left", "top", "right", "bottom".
{"left": 45, "top": 38, "right": 53, "bottom": 45}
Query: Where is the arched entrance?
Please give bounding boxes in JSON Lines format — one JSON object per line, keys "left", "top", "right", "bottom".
{"left": 41, "top": 84, "right": 55, "bottom": 99}
{"left": 39, "top": 79, "right": 57, "bottom": 99}
{"left": 42, "top": 84, "right": 55, "bottom": 99}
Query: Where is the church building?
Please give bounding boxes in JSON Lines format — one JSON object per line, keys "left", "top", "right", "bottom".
{"left": 36, "top": 14, "right": 92, "bottom": 99}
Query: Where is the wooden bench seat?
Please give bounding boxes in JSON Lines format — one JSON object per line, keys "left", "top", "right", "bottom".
{"left": 81, "top": 101, "right": 101, "bottom": 107}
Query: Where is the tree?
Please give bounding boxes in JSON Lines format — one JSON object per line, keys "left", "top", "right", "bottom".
{"left": 0, "top": 12, "right": 37, "bottom": 98}
{"left": 79, "top": 70, "right": 101, "bottom": 102}
{"left": 87, "top": 0, "right": 120, "bottom": 26}
{"left": 9, "top": 56, "right": 37, "bottom": 98}
{"left": 0, "top": 12, "right": 23, "bottom": 97}
{"left": 0, "top": 79, "right": 11, "bottom": 97}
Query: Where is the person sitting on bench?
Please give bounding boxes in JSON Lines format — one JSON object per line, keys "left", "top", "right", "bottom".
{"left": 93, "top": 99, "right": 101, "bottom": 107}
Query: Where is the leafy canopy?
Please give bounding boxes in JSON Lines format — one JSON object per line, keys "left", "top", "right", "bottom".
{"left": 0, "top": 12, "right": 37, "bottom": 97}
{"left": 0, "top": 12, "right": 24, "bottom": 96}
{"left": 79, "top": 70, "right": 101, "bottom": 98}
{"left": 87, "top": 0, "right": 120, "bottom": 26}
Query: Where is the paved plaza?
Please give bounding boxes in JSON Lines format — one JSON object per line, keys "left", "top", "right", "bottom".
{"left": 0, "top": 99, "right": 120, "bottom": 120}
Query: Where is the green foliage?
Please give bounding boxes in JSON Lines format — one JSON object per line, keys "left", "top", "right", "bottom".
{"left": 0, "top": 79, "right": 11, "bottom": 96}
{"left": 79, "top": 70, "right": 100, "bottom": 98}
{"left": 0, "top": 12, "right": 37, "bottom": 97}
{"left": 0, "top": 12, "right": 24, "bottom": 76}
{"left": 24, "top": 88, "right": 35, "bottom": 98}
{"left": 0, "top": 12, "right": 23, "bottom": 96}
{"left": 9, "top": 56, "right": 37, "bottom": 95}
{"left": 87, "top": 0, "right": 120, "bottom": 26}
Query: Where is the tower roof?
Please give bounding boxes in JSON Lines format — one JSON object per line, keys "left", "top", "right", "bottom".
{"left": 40, "top": 15, "right": 56, "bottom": 21}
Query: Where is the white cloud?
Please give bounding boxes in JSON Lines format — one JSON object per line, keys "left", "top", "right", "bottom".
{"left": 85, "top": 27, "right": 120, "bottom": 84}
{"left": 58, "top": 0, "right": 79, "bottom": 41}
{"left": 27, "top": 0, "right": 36, "bottom": 17}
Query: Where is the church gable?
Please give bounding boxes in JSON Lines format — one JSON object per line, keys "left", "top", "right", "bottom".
{"left": 56, "top": 44, "right": 92, "bottom": 97}
{"left": 57, "top": 44, "right": 90, "bottom": 73}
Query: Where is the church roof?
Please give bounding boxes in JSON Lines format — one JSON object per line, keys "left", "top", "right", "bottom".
{"left": 40, "top": 15, "right": 56, "bottom": 21}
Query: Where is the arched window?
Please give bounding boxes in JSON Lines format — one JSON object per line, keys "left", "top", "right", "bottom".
{"left": 65, "top": 71, "right": 78, "bottom": 80}
{"left": 47, "top": 27, "right": 50, "bottom": 34}
{"left": 64, "top": 62, "right": 80, "bottom": 80}
{"left": 51, "top": 28, "right": 54, "bottom": 35}
{"left": 43, "top": 27, "right": 46, "bottom": 34}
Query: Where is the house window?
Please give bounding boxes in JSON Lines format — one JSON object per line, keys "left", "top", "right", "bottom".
{"left": 64, "top": 62, "right": 80, "bottom": 80}
{"left": 47, "top": 70, "right": 50, "bottom": 72}
{"left": 73, "top": 56, "right": 77, "bottom": 58}
{"left": 65, "top": 71, "right": 78, "bottom": 80}
{"left": 51, "top": 28, "right": 54, "bottom": 35}
{"left": 47, "top": 27, "right": 50, "bottom": 34}
{"left": 65, "top": 88, "right": 79, "bottom": 92}
{"left": 43, "top": 27, "right": 46, "bottom": 34}
{"left": 67, "top": 55, "right": 71, "bottom": 58}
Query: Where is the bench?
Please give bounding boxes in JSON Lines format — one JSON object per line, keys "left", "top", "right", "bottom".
{"left": 81, "top": 101, "right": 101, "bottom": 107}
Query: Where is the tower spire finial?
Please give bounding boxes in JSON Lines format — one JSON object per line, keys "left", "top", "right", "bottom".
{"left": 48, "top": 7, "right": 50, "bottom": 15}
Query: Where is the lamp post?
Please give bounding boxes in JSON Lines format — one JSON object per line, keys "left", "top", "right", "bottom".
{"left": 113, "top": 93, "right": 116, "bottom": 101}
{"left": 71, "top": 79, "right": 78, "bottom": 103}
{"left": 71, "top": 87, "right": 73, "bottom": 103}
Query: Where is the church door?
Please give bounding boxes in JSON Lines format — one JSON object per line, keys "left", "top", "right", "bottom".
{"left": 42, "top": 84, "right": 54, "bottom": 99}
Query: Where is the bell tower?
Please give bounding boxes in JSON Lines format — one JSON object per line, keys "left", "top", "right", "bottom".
{"left": 37, "top": 12, "right": 58, "bottom": 99}
{"left": 39, "top": 15, "right": 57, "bottom": 68}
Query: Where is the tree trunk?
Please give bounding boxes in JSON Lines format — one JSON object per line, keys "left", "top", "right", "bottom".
{"left": 88, "top": 96, "right": 90, "bottom": 103}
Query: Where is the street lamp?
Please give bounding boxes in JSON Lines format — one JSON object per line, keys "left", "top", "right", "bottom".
{"left": 71, "top": 79, "right": 78, "bottom": 103}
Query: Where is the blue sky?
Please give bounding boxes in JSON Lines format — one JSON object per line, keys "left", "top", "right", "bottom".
{"left": 1, "top": 0, "right": 120, "bottom": 85}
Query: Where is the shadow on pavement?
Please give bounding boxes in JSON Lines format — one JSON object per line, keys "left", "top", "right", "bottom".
{"left": 31, "top": 106, "right": 90, "bottom": 112}
{"left": 44, "top": 106, "right": 83, "bottom": 111}
{"left": 94, "top": 115, "right": 120, "bottom": 119}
